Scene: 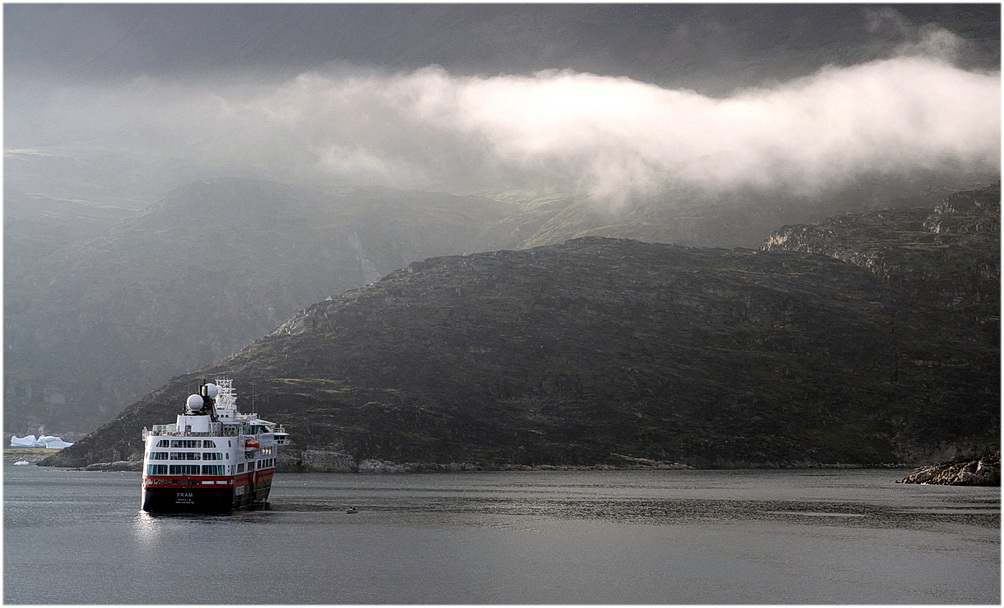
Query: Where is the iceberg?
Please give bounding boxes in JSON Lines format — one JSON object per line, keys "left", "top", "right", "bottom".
{"left": 40, "top": 435, "right": 74, "bottom": 448}
{"left": 9, "top": 434, "right": 73, "bottom": 448}
{"left": 10, "top": 435, "right": 40, "bottom": 447}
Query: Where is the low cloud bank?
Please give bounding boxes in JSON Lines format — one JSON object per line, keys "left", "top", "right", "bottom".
{"left": 8, "top": 48, "right": 999, "bottom": 207}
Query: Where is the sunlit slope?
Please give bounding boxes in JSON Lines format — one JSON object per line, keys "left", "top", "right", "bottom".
{"left": 48, "top": 234, "right": 998, "bottom": 469}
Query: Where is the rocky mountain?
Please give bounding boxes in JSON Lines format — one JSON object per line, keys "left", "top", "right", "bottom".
{"left": 763, "top": 183, "right": 1000, "bottom": 339}
{"left": 45, "top": 227, "right": 999, "bottom": 470}
{"left": 7, "top": 4, "right": 999, "bottom": 440}
{"left": 4, "top": 178, "right": 528, "bottom": 435}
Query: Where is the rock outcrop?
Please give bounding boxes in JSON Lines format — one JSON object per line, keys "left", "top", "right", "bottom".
{"left": 763, "top": 183, "right": 1000, "bottom": 340}
{"left": 899, "top": 452, "right": 1001, "bottom": 486}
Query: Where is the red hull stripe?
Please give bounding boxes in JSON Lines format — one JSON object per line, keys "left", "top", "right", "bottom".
{"left": 143, "top": 469, "right": 274, "bottom": 489}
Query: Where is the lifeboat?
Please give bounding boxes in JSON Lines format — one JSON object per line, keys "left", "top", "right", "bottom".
{"left": 243, "top": 438, "right": 260, "bottom": 450}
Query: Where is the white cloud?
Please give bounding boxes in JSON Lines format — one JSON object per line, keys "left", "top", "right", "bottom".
{"left": 7, "top": 49, "right": 999, "bottom": 208}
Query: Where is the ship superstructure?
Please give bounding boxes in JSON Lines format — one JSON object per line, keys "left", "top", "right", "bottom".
{"left": 141, "top": 378, "right": 289, "bottom": 513}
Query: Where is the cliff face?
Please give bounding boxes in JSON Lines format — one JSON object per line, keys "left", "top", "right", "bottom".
{"left": 763, "top": 183, "right": 1000, "bottom": 340}
{"left": 45, "top": 235, "right": 998, "bottom": 470}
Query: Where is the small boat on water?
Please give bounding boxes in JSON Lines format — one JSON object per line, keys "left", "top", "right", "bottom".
{"left": 140, "top": 378, "right": 289, "bottom": 513}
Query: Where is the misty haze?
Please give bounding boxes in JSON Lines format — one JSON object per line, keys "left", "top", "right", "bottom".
{"left": 3, "top": 4, "right": 1000, "bottom": 604}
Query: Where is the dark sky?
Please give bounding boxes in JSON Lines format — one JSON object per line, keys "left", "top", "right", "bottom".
{"left": 6, "top": 4, "right": 998, "bottom": 84}
{"left": 4, "top": 4, "right": 1000, "bottom": 205}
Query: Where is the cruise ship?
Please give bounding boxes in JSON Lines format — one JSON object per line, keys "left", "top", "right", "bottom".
{"left": 141, "top": 378, "right": 289, "bottom": 513}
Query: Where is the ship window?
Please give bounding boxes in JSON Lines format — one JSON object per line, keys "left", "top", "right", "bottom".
{"left": 148, "top": 452, "right": 169, "bottom": 460}
{"left": 146, "top": 464, "right": 168, "bottom": 475}
{"left": 168, "top": 464, "right": 200, "bottom": 475}
{"left": 201, "top": 465, "right": 224, "bottom": 475}
{"left": 170, "top": 452, "right": 201, "bottom": 460}
{"left": 202, "top": 440, "right": 216, "bottom": 448}
{"left": 157, "top": 440, "right": 170, "bottom": 447}
{"left": 237, "top": 463, "right": 245, "bottom": 472}
{"left": 248, "top": 461, "right": 256, "bottom": 472}
{"left": 170, "top": 440, "right": 200, "bottom": 448}
{"left": 203, "top": 453, "right": 223, "bottom": 461}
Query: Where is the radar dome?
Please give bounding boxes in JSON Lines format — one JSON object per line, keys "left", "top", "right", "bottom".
{"left": 186, "top": 394, "right": 204, "bottom": 411}
{"left": 205, "top": 383, "right": 220, "bottom": 399}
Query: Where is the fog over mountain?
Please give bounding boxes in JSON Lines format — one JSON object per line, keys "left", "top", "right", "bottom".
{"left": 4, "top": 4, "right": 1000, "bottom": 438}
{"left": 6, "top": 4, "right": 999, "bottom": 206}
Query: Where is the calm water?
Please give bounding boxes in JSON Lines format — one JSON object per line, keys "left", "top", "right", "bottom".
{"left": 4, "top": 464, "right": 999, "bottom": 604}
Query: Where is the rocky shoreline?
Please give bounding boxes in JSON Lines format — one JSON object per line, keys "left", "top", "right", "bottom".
{"left": 24, "top": 447, "right": 1000, "bottom": 481}
{"left": 53, "top": 451, "right": 919, "bottom": 474}
{"left": 898, "top": 452, "right": 1000, "bottom": 486}
{"left": 3, "top": 449, "right": 61, "bottom": 464}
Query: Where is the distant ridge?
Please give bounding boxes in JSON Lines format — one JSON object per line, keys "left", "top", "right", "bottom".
{"left": 46, "top": 195, "right": 999, "bottom": 469}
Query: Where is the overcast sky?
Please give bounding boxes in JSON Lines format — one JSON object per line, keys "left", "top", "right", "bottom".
{"left": 4, "top": 4, "right": 1000, "bottom": 205}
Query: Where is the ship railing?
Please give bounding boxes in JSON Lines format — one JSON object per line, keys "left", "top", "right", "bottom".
{"left": 142, "top": 423, "right": 245, "bottom": 438}
{"left": 144, "top": 424, "right": 178, "bottom": 438}
{"left": 177, "top": 422, "right": 241, "bottom": 437}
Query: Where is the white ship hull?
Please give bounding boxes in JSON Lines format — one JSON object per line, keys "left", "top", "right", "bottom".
{"left": 140, "top": 379, "right": 288, "bottom": 514}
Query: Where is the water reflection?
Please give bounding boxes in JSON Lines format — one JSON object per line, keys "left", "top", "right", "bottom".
{"left": 129, "top": 512, "right": 162, "bottom": 551}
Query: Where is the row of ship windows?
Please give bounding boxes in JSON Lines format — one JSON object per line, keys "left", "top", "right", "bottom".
{"left": 156, "top": 439, "right": 218, "bottom": 448}
{"left": 147, "top": 465, "right": 225, "bottom": 475}
{"left": 145, "top": 458, "right": 277, "bottom": 476}
{"left": 236, "top": 458, "right": 276, "bottom": 472}
{"left": 148, "top": 452, "right": 226, "bottom": 461}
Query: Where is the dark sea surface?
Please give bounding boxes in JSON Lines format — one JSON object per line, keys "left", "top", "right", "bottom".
{"left": 3, "top": 464, "right": 999, "bottom": 604}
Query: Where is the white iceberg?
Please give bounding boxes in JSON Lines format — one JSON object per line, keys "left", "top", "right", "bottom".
{"left": 40, "top": 435, "right": 74, "bottom": 448}
{"left": 10, "top": 434, "right": 41, "bottom": 447}
{"left": 9, "top": 434, "right": 73, "bottom": 448}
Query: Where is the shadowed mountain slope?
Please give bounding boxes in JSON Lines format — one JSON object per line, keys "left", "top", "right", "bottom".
{"left": 5, "top": 178, "right": 523, "bottom": 434}
{"left": 7, "top": 5, "right": 999, "bottom": 440}
{"left": 46, "top": 237, "right": 998, "bottom": 470}
{"left": 764, "top": 183, "right": 1000, "bottom": 339}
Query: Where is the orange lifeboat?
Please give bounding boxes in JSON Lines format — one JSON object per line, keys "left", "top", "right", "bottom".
{"left": 243, "top": 438, "right": 260, "bottom": 449}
